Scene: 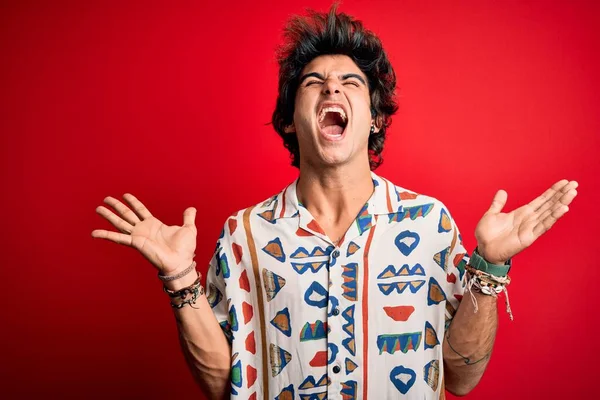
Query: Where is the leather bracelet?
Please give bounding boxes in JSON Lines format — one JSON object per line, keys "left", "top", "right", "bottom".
{"left": 469, "top": 248, "right": 511, "bottom": 277}
{"left": 158, "top": 261, "right": 197, "bottom": 282}
{"left": 163, "top": 274, "right": 205, "bottom": 309}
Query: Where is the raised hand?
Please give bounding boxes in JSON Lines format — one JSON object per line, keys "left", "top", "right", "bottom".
{"left": 475, "top": 179, "right": 578, "bottom": 264}
{"left": 91, "top": 193, "right": 197, "bottom": 275}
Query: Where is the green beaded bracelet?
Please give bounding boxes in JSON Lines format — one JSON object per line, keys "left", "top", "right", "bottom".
{"left": 469, "top": 248, "right": 511, "bottom": 277}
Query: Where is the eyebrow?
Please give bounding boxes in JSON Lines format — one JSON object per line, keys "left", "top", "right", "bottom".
{"left": 298, "top": 72, "right": 367, "bottom": 86}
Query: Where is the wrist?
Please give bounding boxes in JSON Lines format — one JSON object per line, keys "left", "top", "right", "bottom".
{"left": 475, "top": 246, "right": 508, "bottom": 265}
{"left": 163, "top": 270, "right": 199, "bottom": 291}
{"left": 160, "top": 260, "right": 199, "bottom": 291}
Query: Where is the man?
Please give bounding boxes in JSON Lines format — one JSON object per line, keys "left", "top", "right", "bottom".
{"left": 92, "top": 6, "right": 577, "bottom": 399}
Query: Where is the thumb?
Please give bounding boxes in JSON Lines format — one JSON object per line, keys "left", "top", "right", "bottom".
{"left": 182, "top": 207, "right": 197, "bottom": 227}
{"left": 487, "top": 190, "right": 508, "bottom": 214}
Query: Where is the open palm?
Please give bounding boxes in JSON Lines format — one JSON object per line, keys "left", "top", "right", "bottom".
{"left": 92, "top": 193, "right": 197, "bottom": 275}
{"left": 475, "top": 179, "right": 578, "bottom": 264}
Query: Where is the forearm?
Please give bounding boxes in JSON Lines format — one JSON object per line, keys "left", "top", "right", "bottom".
{"left": 443, "top": 290, "right": 498, "bottom": 396}
{"left": 166, "top": 273, "right": 231, "bottom": 399}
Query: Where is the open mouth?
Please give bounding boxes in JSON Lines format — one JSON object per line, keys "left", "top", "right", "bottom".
{"left": 318, "top": 106, "right": 348, "bottom": 139}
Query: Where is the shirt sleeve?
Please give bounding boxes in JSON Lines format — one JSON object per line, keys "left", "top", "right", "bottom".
{"left": 204, "top": 226, "right": 233, "bottom": 343}
{"left": 439, "top": 204, "right": 470, "bottom": 331}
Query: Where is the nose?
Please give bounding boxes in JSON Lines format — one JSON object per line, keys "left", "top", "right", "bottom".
{"left": 322, "top": 78, "right": 341, "bottom": 95}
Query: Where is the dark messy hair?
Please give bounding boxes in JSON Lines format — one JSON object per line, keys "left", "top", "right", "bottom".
{"left": 272, "top": 4, "right": 398, "bottom": 170}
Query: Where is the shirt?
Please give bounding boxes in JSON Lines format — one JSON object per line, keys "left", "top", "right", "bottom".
{"left": 205, "top": 172, "right": 469, "bottom": 400}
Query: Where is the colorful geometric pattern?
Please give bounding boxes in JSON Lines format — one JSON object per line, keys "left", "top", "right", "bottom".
{"left": 327, "top": 343, "right": 339, "bottom": 364}
{"left": 341, "top": 380, "right": 358, "bottom": 400}
{"left": 427, "top": 277, "right": 447, "bottom": 305}
{"left": 433, "top": 246, "right": 451, "bottom": 272}
{"left": 424, "top": 360, "right": 440, "bottom": 391}
{"left": 262, "top": 237, "right": 286, "bottom": 262}
{"left": 397, "top": 190, "right": 419, "bottom": 200}
{"left": 377, "top": 332, "right": 422, "bottom": 354}
{"left": 383, "top": 305, "right": 415, "bottom": 322}
{"left": 424, "top": 321, "right": 440, "bottom": 349}
{"left": 438, "top": 208, "right": 452, "bottom": 233}
{"left": 205, "top": 172, "right": 469, "bottom": 398}
{"left": 299, "top": 392, "right": 327, "bottom": 400}
{"left": 454, "top": 253, "right": 468, "bottom": 280}
{"left": 394, "top": 230, "right": 420, "bottom": 256}
{"left": 242, "top": 301, "right": 253, "bottom": 325}
{"left": 377, "top": 264, "right": 425, "bottom": 278}
{"left": 342, "top": 305, "right": 356, "bottom": 356}
{"left": 291, "top": 261, "right": 328, "bottom": 274}
{"left": 229, "top": 304, "right": 239, "bottom": 332}
{"left": 263, "top": 269, "right": 286, "bottom": 302}
{"left": 346, "top": 241, "right": 361, "bottom": 256}
{"left": 269, "top": 343, "right": 292, "bottom": 377}
{"left": 355, "top": 203, "right": 372, "bottom": 234}
{"left": 300, "top": 320, "right": 327, "bottom": 341}
{"left": 270, "top": 308, "right": 291, "bottom": 337}
{"left": 206, "top": 283, "right": 222, "bottom": 309}
{"left": 258, "top": 197, "right": 278, "bottom": 224}
{"left": 304, "top": 281, "right": 328, "bottom": 308}
{"left": 390, "top": 365, "right": 416, "bottom": 395}
{"left": 345, "top": 358, "right": 358, "bottom": 374}
{"left": 231, "top": 359, "right": 243, "bottom": 391}
{"left": 309, "top": 350, "right": 327, "bottom": 367}
{"left": 275, "top": 384, "right": 294, "bottom": 400}
{"left": 299, "top": 374, "right": 328, "bottom": 389}
{"left": 217, "top": 252, "right": 230, "bottom": 278}
{"left": 388, "top": 203, "right": 435, "bottom": 223}
{"left": 239, "top": 270, "right": 250, "bottom": 292}
{"left": 342, "top": 263, "right": 358, "bottom": 301}
{"left": 378, "top": 280, "right": 426, "bottom": 295}
{"left": 290, "top": 246, "right": 333, "bottom": 258}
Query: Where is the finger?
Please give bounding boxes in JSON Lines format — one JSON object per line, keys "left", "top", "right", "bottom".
{"left": 103, "top": 196, "right": 141, "bottom": 225}
{"left": 534, "top": 180, "right": 578, "bottom": 216}
{"left": 558, "top": 188, "right": 578, "bottom": 208}
{"left": 95, "top": 206, "right": 135, "bottom": 234}
{"left": 528, "top": 179, "right": 569, "bottom": 211}
{"left": 536, "top": 188, "right": 576, "bottom": 221}
{"left": 183, "top": 207, "right": 197, "bottom": 227}
{"left": 122, "top": 193, "right": 153, "bottom": 220}
{"left": 487, "top": 190, "right": 508, "bottom": 214}
{"left": 533, "top": 205, "right": 569, "bottom": 237}
{"left": 91, "top": 229, "right": 133, "bottom": 246}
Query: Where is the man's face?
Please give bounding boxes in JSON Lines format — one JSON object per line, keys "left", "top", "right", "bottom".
{"left": 290, "top": 54, "right": 375, "bottom": 169}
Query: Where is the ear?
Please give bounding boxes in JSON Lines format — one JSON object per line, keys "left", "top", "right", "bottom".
{"left": 284, "top": 123, "right": 296, "bottom": 134}
{"left": 370, "top": 116, "right": 383, "bottom": 134}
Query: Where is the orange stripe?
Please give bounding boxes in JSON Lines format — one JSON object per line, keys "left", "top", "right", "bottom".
{"left": 384, "top": 179, "right": 394, "bottom": 213}
{"left": 279, "top": 186, "right": 287, "bottom": 218}
{"left": 243, "top": 207, "right": 269, "bottom": 398}
{"left": 362, "top": 222, "right": 377, "bottom": 398}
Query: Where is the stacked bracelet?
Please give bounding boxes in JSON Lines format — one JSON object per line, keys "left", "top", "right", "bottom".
{"left": 466, "top": 249, "right": 514, "bottom": 320}
{"left": 163, "top": 274, "right": 205, "bottom": 309}
{"left": 158, "top": 261, "right": 197, "bottom": 282}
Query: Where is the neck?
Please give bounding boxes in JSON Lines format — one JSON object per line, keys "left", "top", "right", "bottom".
{"left": 296, "top": 160, "right": 374, "bottom": 225}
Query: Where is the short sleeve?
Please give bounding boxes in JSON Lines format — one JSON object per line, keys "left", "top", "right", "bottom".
{"left": 440, "top": 205, "right": 470, "bottom": 330}
{"left": 204, "top": 227, "right": 233, "bottom": 343}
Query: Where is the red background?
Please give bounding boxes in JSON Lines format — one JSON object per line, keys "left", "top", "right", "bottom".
{"left": 1, "top": 0, "right": 599, "bottom": 398}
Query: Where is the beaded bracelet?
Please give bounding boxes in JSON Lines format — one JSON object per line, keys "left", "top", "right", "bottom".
{"left": 158, "top": 261, "right": 197, "bottom": 282}
{"left": 163, "top": 273, "right": 205, "bottom": 309}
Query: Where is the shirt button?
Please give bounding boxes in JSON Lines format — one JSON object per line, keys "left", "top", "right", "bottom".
{"left": 332, "top": 308, "right": 340, "bottom": 316}
{"left": 332, "top": 249, "right": 340, "bottom": 258}
{"left": 332, "top": 365, "right": 341, "bottom": 374}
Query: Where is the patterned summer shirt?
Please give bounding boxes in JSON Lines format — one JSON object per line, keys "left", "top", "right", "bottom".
{"left": 205, "top": 172, "right": 469, "bottom": 400}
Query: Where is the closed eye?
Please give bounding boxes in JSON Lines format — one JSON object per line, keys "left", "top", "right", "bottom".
{"left": 343, "top": 81, "right": 360, "bottom": 87}
{"left": 306, "top": 80, "right": 323, "bottom": 86}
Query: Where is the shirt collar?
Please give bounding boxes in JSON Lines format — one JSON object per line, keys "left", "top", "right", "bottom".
{"left": 273, "top": 171, "right": 403, "bottom": 221}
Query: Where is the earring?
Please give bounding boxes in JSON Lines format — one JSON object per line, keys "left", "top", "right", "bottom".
{"left": 370, "top": 124, "right": 375, "bottom": 135}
